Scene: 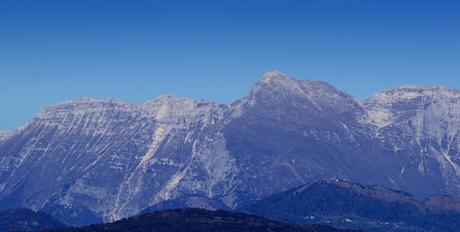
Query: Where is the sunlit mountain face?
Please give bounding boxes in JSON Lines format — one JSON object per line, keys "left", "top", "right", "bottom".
{"left": 1, "top": 71, "right": 460, "bottom": 226}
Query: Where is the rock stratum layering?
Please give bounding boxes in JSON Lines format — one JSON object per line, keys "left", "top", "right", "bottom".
{"left": 1, "top": 71, "right": 460, "bottom": 225}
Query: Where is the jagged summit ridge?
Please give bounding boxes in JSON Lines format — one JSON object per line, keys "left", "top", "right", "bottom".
{"left": 395, "top": 84, "right": 458, "bottom": 92}
{"left": 367, "top": 84, "right": 460, "bottom": 104}
{"left": 366, "top": 84, "right": 459, "bottom": 109}
{"left": 22, "top": 72, "right": 460, "bottom": 122}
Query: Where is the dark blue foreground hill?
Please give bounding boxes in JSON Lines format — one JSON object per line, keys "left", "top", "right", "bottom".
{"left": 48, "top": 208, "right": 359, "bottom": 232}
{"left": 0, "top": 208, "right": 65, "bottom": 232}
{"left": 141, "top": 195, "right": 231, "bottom": 213}
{"left": 240, "top": 180, "right": 460, "bottom": 232}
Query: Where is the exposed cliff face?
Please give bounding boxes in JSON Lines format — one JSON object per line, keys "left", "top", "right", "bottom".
{"left": 0, "top": 96, "right": 233, "bottom": 224}
{"left": 1, "top": 71, "right": 460, "bottom": 225}
{"left": 364, "top": 85, "right": 460, "bottom": 194}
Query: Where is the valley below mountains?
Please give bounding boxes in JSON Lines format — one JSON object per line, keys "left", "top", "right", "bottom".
{"left": 2, "top": 180, "right": 459, "bottom": 232}
{"left": 241, "top": 180, "right": 460, "bottom": 232}
{"left": 1, "top": 71, "right": 460, "bottom": 227}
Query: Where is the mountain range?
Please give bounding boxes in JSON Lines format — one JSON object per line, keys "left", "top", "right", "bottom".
{"left": 1, "top": 71, "right": 460, "bottom": 225}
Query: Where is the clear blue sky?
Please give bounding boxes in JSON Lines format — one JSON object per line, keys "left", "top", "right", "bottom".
{"left": 1, "top": 0, "right": 459, "bottom": 130}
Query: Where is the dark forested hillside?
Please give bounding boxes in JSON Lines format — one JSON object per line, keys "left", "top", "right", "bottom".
{"left": 0, "top": 208, "right": 65, "bottom": 232}
{"left": 241, "top": 180, "right": 460, "bottom": 232}
{"left": 48, "top": 208, "right": 358, "bottom": 232}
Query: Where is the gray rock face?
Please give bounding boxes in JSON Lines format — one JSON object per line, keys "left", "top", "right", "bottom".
{"left": 364, "top": 85, "right": 460, "bottom": 195}
{"left": 1, "top": 71, "right": 460, "bottom": 225}
{"left": 0, "top": 96, "right": 231, "bottom": 224}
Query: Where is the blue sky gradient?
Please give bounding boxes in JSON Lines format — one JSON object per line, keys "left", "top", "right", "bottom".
{"left": 1, "top": 0, "right": 459, "bottom": 130}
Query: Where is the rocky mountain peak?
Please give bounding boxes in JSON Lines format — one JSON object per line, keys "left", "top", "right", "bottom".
{"left": 251, "top": 71, "right": 344, "bottom": 99}
{"left": 250, "top": 70, "right": 303, "bottom": 95}
{"left": 256, "top": 70, "right": 329, "bottom": 89}
{"left": 259, "top": 70, "right": 293, "bottom": 84}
